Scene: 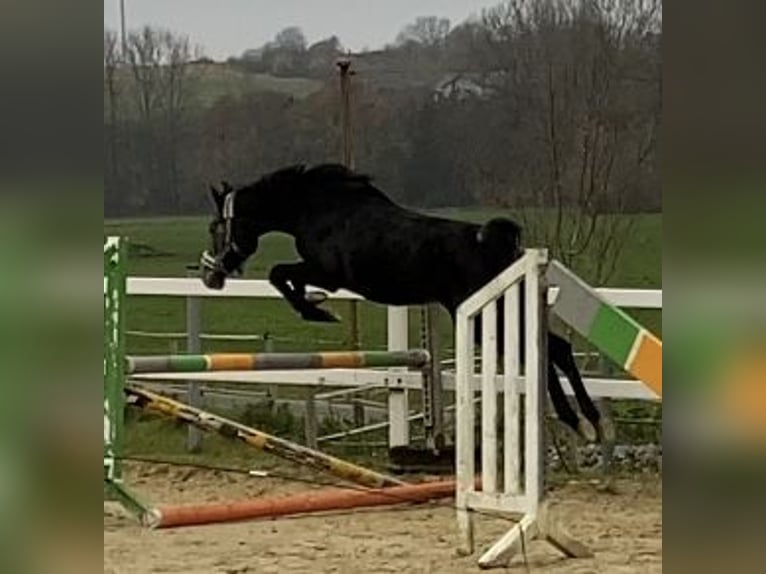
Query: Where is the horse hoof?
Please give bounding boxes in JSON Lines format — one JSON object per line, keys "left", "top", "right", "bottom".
{"left": 577, "top": 418, "right": 598, "bottom": 443}
{"left": 305, "top": 290, "right": 328, "bottom": 304}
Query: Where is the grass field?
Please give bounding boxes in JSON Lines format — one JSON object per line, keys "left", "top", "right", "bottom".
{"left": 105, "top": 209, "right": 662, "bottom": 462}
{"left": 104, "top": 208, "right": 661, "bottom": 355}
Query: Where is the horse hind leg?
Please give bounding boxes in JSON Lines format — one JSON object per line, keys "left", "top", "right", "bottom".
{"left": 548, "top": 333, "right": 610, "bottom": 442}
{"left": 547, "top": 360, "right": 589, "bottom": 440}
{"left": 269, "top": 262, "right": 340, "bottom": 323}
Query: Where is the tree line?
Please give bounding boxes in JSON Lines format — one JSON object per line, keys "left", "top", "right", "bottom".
{"left": 104, "top": 0, "right": 661, "bottom": 229}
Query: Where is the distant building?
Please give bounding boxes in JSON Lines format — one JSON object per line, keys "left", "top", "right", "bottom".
{"left": 432, "top": 72, "right": 504, "bottom": 102}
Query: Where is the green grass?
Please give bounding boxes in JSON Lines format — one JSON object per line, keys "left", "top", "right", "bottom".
{"left": 193, "top": 64, "right": 323, "bottom": 106}
{"left": 106, "top": 209, "right": 661, "bottom": 462}
{"left": 104, "top": 209, "right": 660, "bottom": 355}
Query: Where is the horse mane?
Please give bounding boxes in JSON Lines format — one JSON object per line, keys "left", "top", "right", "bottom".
{"left": 303, "top": 163, "right": 372, "bottom": 185}
{"left": 240, "top": 163, "right": 393, "bottom": 205}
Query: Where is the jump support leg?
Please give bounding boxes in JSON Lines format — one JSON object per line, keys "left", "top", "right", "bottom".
{"left": 478, "top": 501, "right": 593, "bottom": 568}
{"left": 104, "top": 479, "right": 152, "bottom": 522}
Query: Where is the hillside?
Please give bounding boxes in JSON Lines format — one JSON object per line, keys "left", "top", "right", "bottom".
{"left": 108, "top": 62, "right": 325, "bottom": 120}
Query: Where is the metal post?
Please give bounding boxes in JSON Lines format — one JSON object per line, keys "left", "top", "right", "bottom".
{"left": 387, "top": 306, "right": 409, "bottom": 448}
{"left": 599, "top": 354, "right": 616, "bottom": 476}
{"left": 422, "top": 304, "right": 445, "bottom": 451}
{"left": 186, "top": 264, "right": 202, "bottom": 453}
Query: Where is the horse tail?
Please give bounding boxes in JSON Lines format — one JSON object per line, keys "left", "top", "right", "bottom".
{"left": 476, "top": 218, "right": 522, "bottom": 264}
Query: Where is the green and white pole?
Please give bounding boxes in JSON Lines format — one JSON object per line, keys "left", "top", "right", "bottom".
{"left": 104, "top": 236, "right": 151, "bottom": 519}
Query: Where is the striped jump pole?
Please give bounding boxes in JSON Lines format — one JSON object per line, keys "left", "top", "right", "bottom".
{"left": 126, "top": 384, "right": 406, "bottom": 489}
{"left": 547, "top": 261, "right": 662, "bottom": 398}
{"left": 126, "top": 349, "right": 430, "bottom": 375}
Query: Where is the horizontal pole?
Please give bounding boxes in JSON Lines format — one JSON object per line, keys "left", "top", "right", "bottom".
{"left": 126, "top": 349, "right": 430, "bottom": 374}
{"left": 125, "top": 277, "right": 365, "bottom": 300}
{"left": 132, "top": 368, "right": 657, "bottom": 401}
{"left": 114, "top": 277, "right": 660, "bottom": 309}
{"left": 147, "top": 479, "right": 459, "bottom": 529}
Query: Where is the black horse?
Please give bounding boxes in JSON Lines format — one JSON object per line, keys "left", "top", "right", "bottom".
{"left": 200, "top": 163, "right": 604, "bottom": 442}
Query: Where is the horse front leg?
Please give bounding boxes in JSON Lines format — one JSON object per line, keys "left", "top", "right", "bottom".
{"left": 269, "top": 262, "right": 340, "bottom": 323}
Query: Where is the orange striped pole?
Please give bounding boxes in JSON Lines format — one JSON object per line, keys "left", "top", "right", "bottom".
{"left": 125, "top": 349, "right": 430, "bottom": 374}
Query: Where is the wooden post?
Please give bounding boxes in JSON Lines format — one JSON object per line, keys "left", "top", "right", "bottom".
{"left": 353, "top": 399, "right": 365, "bottom": 429}
{"left": 503, "top": 283, "right": 521, "bottom": 495}
{"left": 481, "top": 303, "right": 498, "bottom": 493}
{"left": 185, "top": 264, "right": 203, "bottom": 453}
{"left": 455, "top": 310, "right": 476, "bottom": 555}
{"left": 337, "top": 57, "right": 360, "bottom": 351}
{"left": 264, "top": 332, "right": 277, "bottom": 413}
{"left": 337, "top": 58, "right": 354, "bottom": 169}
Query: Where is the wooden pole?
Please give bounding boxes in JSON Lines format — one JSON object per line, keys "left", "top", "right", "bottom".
{"left": 337, "top": 58, "right": 354, "bottom": 169}
{"left": 337, "top": 58, "right": 360, "bottom": 350}
{"left": 147, "top": 480, "right": 460, "bottom": 529}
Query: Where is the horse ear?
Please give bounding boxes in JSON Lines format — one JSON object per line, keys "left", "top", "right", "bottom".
{"left": 209, "top": 184, "right": 224, "bottom": 211}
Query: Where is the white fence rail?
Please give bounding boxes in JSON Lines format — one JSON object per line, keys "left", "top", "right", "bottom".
{"left": 119, "top": 276, "right": 661, "bottom": 446}
{"left": 125, "top": 276, "right": 660, "bottom": 308}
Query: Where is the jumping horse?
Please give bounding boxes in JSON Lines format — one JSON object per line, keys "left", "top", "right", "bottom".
{"left": 200, "top": 163, "right": 605, "bottom": 442}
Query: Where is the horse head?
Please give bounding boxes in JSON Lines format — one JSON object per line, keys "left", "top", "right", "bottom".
{"left": 200, "top": 180, "right": 259, "bottom": 290}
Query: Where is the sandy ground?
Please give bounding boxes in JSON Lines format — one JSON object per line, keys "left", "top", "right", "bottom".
{"left": 104, "top": 463, "right": 661, "bottom": 573}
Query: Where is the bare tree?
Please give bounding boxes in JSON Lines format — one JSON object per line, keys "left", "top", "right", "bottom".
{"left": 104, "top": 30, "right": 121, "bottom": 195}
{"left": 483, "top": 0, "right": 661, "bottom": 284}
{"left": 122, "top": 26, "right": 203, "bottom": 211}
{"left": 156, "top": 30, "right": 202, "bottom": 208}
{"left": 274, "top": 26, "right": 307, "bottom": 51}
{"left": 396, "top": 16, "right": 451, "bottom": 47}
{"left": 126, "top": 26, "right": 165, "bottom": 121}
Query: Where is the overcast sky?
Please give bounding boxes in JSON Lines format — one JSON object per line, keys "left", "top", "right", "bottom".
{"left": 104, "top": 0, "right": 496, "bottom": 60}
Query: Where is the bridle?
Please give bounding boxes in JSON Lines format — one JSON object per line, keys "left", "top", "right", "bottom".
{"left": 200, "top": 191, "right": 247, "bottom": 278}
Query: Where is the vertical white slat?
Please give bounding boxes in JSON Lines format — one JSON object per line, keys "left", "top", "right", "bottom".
{"left": 481, "top": 304, "right": 498, "bottom": 494}
{"left": 455, "top": 312, "right": 475, "bottom": 554}
{"left": 524, "top": 251, "right": 547, "bottom": 510}
{"left": 503, "top": 283, "right": 521, "bottom": 495}
{"left": 387, "top": 306, "right": 409, "bottom": 448}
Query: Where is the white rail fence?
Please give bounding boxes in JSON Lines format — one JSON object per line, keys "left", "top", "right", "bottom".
{"left": 120, "top": 276, "right": 662, "bottom": 448}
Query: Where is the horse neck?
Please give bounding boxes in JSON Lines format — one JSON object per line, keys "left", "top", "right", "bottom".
{"left": 238, "top": 191, "right": 311, "bottom": 236}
